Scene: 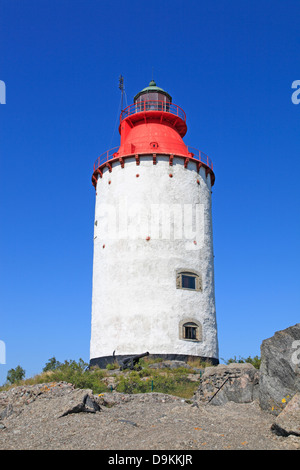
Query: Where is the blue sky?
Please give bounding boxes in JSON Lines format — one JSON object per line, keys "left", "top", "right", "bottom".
{"left": 0, "top": 0, "right": 299, "bottom": 384}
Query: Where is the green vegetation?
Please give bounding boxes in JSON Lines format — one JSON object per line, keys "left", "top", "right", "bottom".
{"left": 6, "top": 365, "right": 26, "bottom": 385}
{"left": 105, "top": 362, "right": 119, "bottom": 370}
{"left": 223, "top": 355, "right": 261, "bottom": 369}
{"left": 1, "top": 355, "right": 261, "bottom": 397}
{"left": 43, "top": 357, "right": 63, "bottom": 372}
{"left": 1, "top": 358, "right": 107, "bottom": 394}
{"left": 115, "top": 365, "right": 197, "bottom": 398}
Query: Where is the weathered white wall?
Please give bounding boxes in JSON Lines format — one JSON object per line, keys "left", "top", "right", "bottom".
{"left": 90, "top": 156, "right": 218, "bottom": 361}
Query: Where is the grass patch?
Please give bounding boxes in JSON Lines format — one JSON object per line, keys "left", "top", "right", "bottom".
{"left": 187, "top": 357, "right": 214, "bottom": 369}
{"left": 115, "top": 366, "right": 199, "bottom": 398}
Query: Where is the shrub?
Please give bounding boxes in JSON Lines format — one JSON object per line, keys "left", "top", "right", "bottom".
{"left": 116, "top": 372, "right": 149, "bottom": 394}
{"left": 7, "top": 365, "right": 26, "bottom": 384}
{"left": 223, "top": 355, "right": 261, "bottom": 369}
{"left": 106, "top": 362, "right": 119, "bottom": 370}
{"left": 43, "top": 357, "right": 62, "bottom": 372}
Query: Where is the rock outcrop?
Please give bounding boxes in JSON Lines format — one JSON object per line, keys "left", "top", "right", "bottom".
{"left": 193, "top": 362, "right": 259, "bottom": 405}
{"left": 0, "top": 382, "right": 101, "bottom": 424}
{"left": 259, "top": 323, "right": 300, "bottom": 414}
{"left": 271, "top": 392, "right": 300, "bottom": 437}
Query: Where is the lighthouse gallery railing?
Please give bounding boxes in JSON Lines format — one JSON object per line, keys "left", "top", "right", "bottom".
{"left": 120, "top": 100, "right": 186, "bottom": 122}
{"left": 93, "top": 146, "right": 213, "bottom": 172}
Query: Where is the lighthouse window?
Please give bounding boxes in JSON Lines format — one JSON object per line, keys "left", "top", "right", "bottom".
{"left": 182, "top": 275, "right": 196, "bottom": 290}
{"left": 184, "top": 323, "right": 198, "bottom": 340}
{"left": 176, "top": 270, "right": 202, "bottom": 291}
{"left": 179, "top": 319, "right": 202, "bottom": 342}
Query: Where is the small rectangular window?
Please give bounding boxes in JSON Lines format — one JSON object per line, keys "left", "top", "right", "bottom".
{"left": 181, "top": 275, "right": 196, "bottom": 290}
{"left": 176, "top": 270, "right": 202, "bottom": 292}
{"left": 179, "top": 320, "right": 202, "bottom": 342}
{"left": 184, "top": 326, "right": 197, "bottom": 340}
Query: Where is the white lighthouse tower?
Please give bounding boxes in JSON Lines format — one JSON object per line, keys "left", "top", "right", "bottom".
{"left": 90, "top": 80, "right": 219, "bottom": 367}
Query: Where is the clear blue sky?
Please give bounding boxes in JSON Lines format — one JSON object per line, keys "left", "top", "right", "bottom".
{"left": 0, "top": 0, "right": 299, "bottom": 384}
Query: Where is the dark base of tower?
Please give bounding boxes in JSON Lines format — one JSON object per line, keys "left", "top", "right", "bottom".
{"left": 89, "top": 353, "right": 219, "bottom": 369}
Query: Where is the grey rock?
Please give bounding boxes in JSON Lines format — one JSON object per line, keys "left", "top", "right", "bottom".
{"left": 193, "top": 363, "right": 259, "bottom": 405}
{"left": 59, "top": 389, "right": 101, "bottom": 417}
{"left": 259, "top": 323, "right": 300, "bottom": 415}
{"left": 271, "top": 392, "right": 300, "bottom": 437}
{"left": 84, "top": 394, "right": 101, "bottom": 413}
{"left": 0, "top": 404, "right": 13, "bottom": 420}
{"left": 0, "top": 383, "right": 101, "bottom": 422}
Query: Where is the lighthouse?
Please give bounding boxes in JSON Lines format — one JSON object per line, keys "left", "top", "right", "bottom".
{"left": 90, "top": 80, "right": 219, "bottom": 367}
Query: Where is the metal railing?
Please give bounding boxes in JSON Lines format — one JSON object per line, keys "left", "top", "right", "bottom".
{"left": 187, "top": 146, "right": 213, "bottom": 170}
{"left": 93, "top": 147, "right": 119, "bottom": 171}
{"left": 93, "top": 145, "right": 213, "bottom": 172}
{"left": 120, "top": 100, "right": 186, "bottom": 122}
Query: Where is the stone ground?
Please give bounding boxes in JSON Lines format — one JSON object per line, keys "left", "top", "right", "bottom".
{"left": 0, "top": 383, "right": 299, "bottom": 450}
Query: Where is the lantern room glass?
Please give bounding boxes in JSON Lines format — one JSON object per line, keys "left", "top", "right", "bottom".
{"left": 135, "top": 92, "right": 171, "bottom": 112}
